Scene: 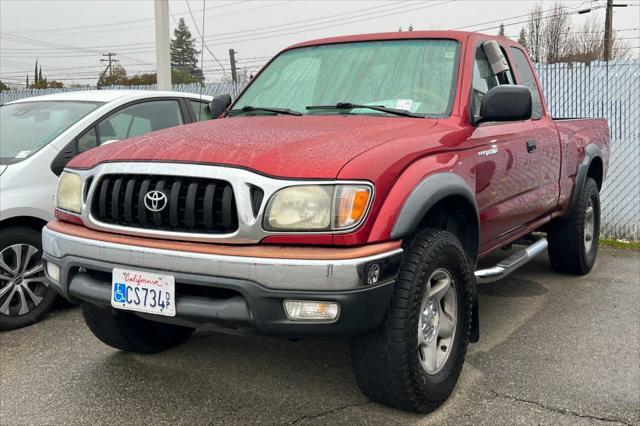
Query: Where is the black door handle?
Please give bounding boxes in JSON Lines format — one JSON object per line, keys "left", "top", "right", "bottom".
{"left": 526, "top": 139, "right": 537, "bottom": 153}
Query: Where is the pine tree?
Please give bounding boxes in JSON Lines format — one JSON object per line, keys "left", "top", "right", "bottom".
{"left": 498, "top": 23, "right": 505, "bottom": 37}
{"left": 38, "top": 66, "right": 43, "bottom": 83}
{"left": 170, "top": 18, "right": 202, "bottom": 83}
{"left": 518, "top": 27, "right": 528, "bottom": 51}
{"left": 34, "top": 60, "right": 39, "bottom": 84}
{"left": 26, "top": 74, "right": 29, "bottom": 87}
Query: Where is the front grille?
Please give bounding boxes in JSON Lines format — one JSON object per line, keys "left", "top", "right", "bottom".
{"left": 90, "top": 174, "right": 238, "bottom": 234}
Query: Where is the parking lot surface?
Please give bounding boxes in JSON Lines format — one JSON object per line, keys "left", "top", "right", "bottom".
{"left": 1, "top": 248, "right": 638, "bottom": 425}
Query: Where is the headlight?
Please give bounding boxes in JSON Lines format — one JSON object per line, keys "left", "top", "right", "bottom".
{"left": 56, "top": 172, "right": 82, "bottom": 214}
{"left": 264, "top": 184, "right": 372, "bottom": 231}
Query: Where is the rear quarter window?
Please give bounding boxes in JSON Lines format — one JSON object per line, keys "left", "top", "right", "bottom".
{"left": 509, "top": 47, "right": 542, "bottom": 119}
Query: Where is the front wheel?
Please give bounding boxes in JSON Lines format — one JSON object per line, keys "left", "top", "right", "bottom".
{"left": 0, "top": 226, "right": 57, "bottom": 331}
{"left": 349, "top": 229, "right": 473, "bottom": 413}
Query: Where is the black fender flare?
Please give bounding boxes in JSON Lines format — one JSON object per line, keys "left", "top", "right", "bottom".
{"left": 569, "top": 144, "right": 603, "bottom": 215}
{"left": 391, "top": 172, "right": 479, "bottom": 241}
{"left": 390, "top": 172, "right": 480, "bottom": 343}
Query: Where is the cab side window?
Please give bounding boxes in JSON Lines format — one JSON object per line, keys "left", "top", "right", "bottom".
{"left": 97, "top": 100, "right": 184, "bottom": 143}
{"left": 471, "top": 45, "right": 515, "bottom": 119}
{"left": 472, "top": 47, "right": 498, "bottom": 116}
{"left": 509, "top": 47, "right": 542, "bottom": 119}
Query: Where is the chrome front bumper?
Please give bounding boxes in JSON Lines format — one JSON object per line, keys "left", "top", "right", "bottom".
{"left": 42, "top": 226, "right": 403, "bottom": 292}
{"left": 42, "top": 226, "right": 403, "bottom": 336}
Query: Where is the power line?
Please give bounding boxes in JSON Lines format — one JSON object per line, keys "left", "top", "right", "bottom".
{"left": 184, "top": 0, "right": 226, "bottom": 76}
{"left": 0, "top": 1, "right": 245, "bottom": 34}
{"left": 195, "top": 0, "right": 457, "bottom": 47}
{"left": 0, "top": 0, "right": 442, "bottom": 55}
{"left": 0, "top": 1, "right": 406, "bottom": 54}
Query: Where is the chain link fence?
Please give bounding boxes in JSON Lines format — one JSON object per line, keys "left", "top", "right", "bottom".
{"left": 535, "top": 60, "right": 640, "bottom": 240}
{"left": 2, "top": 60, "right": 638, "bottom": 239}
{"left": 0, "top": 81, "right": 248, "bottom": 104}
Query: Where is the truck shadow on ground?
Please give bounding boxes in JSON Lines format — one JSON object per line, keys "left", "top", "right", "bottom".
{"left": 478, "top": 276, "right": 547, "bottom": 298}
{"left": 69, "top": 264, "right": 553, "bottom": 424}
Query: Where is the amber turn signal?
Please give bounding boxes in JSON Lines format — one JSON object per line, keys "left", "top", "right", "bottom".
{"left": 335, "top": 186, "right": 372, "bottom": 229}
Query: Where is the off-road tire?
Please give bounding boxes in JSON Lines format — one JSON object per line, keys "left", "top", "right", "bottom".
{"left": 0, "top": 226, "right": 57, "bottom": 331}
{"left": 548, "top": 177, "right": 600, "bottom": 275}
{"left": 82, "top": 304, "right": 194, "bottom": 354}
{"left": 349, "top": 228, "right": 474, "bottom": 413}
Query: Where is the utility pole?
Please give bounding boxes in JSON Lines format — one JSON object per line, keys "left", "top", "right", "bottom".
{"left": 100, "top": 52, "right": 118, "bottom": 77}
{"left": 604, "top": 0, "right": 614, "bottom": 61}
{"left": 154, "top": 0, "right": 171, "bottom": 90}
{"left": 229, "top": 49, "right": 238, "bottom": 82}
{"left": 603, "top": 1, "right": 628, "bottom": 61}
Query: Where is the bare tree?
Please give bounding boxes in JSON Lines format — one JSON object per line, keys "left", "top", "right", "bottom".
{"left": 609, "top": 31, "right": 631, "bottom": 60}
{"left": 543, "top": 2, "right": 572, "bottom": 63}
{"left": 559, "top": 16, "right": 631, "bottom": 63}
{"left": 525, "top": 3, "right": 545, "bottom": 63}
{"left": 563, "top": 16, "right": 603, "bottom": 63}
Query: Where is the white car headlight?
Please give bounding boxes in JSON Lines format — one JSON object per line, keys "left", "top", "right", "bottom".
{"left": 56, "top": 172, "right": 82, "bottom": 214}
{"left": 264, "top": 184, "right": 372, "bottom": 231}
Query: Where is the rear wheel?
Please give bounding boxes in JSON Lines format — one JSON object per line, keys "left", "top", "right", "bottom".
{"left": 349, "top": 229, "right": 473, "bottom": 413}
{"left": 82, "top": 303, "right": 194, "bottom": 354}
{"left": 0, "top": 226, "right": 57, "bottom": 331}
{"left": 548, "top": 177, "right": 600, "bottom": 275}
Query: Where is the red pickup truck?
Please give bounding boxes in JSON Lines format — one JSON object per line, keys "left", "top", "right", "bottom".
{"left": 43, "top": 31, "right": 609, "bottom": 412}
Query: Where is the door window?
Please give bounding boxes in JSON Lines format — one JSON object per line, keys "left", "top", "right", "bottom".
{"left": 472, "top": 48, "right": 499, "bottom": 118}
{"left": 471, "top": 45, "right": 515, "bottom": 118}
{"left": 509, "top": 47, "right": 542, "bottom": 119}
{"left": 189, "top": 100, "right": 213, "bottom": 121}
{"left": 97, "top": 100, "right": 184, "bottom": 143}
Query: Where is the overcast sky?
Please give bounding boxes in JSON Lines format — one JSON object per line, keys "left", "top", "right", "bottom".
{"left": 1, "top": 0, "right": 638, "bottom": 86}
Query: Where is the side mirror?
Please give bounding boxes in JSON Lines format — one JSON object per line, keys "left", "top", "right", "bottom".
{"left": 101, "top": 139, "right": 120, "bottom": 146}
{"left": 478, "top": 85, "right": 532, "bottom": 124}
{"left": 210, "top": 94, "right": 232, "bottom": 118}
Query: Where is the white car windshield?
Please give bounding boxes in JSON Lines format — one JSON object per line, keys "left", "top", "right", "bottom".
{"left": 0, "top": 100, "right": 103, "bottom": 164}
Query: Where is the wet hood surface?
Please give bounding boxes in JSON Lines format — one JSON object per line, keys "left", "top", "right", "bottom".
{"left": 69, "top": 115, "right": 437, "bottom": 178}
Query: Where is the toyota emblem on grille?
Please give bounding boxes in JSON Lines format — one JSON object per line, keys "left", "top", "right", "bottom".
{"left": 144, "top": 190, "right": 168, "bottom": 212}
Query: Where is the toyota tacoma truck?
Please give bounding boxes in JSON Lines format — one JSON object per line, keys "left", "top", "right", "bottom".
{"left": 42, "top": 31, "right": 609, "bottom": 413}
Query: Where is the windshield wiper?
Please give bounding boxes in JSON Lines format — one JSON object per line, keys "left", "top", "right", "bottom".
{"left": 306, "top": 102, "right": 425, "bottom": 118}
{"left": 227, "top": 105, "right": 302, "bottom": 116}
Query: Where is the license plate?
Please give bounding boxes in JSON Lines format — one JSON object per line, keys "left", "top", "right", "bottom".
{"left": 111, "top": 268, "right": 176, "bottom": 317}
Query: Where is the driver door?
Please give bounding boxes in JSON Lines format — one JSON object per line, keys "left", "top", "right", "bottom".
{"left": 466, "top": 44, "right": 545, "bottom": 248}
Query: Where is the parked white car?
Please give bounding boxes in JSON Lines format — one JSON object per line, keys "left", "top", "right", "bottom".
{"left": 0, "top": 90, "right": 214, "bottom": 330}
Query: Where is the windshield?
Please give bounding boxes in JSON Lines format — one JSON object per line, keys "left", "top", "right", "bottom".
{"left": 0, "top": 100, "right": 103, "bottom": 164}
{"left": 233, "top": 39, "right": 459, "bottom": 117}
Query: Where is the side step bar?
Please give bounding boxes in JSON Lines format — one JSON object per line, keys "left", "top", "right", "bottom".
{"left": 475, "top": 238, "right": 548, "bottom": 284}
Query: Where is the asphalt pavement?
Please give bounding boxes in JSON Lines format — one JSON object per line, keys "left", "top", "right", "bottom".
{"left": 1, "top": 248, "right": 639, "bottom": 425}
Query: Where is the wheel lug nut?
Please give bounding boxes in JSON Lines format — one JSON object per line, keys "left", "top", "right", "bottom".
{"left": 440, "top": 345, "right": 447, "bottom": 351}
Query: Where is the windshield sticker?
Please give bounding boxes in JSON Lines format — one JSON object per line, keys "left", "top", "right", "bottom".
{"left": 15, "top": 150, "right": 31, "bottom": 159}
{"left": 395, "top": 99, "right": 413, "bottom": 111}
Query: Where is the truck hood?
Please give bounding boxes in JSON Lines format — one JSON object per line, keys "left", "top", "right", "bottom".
{"left": 68, "top": 116, "right": 437, "bottom": 178}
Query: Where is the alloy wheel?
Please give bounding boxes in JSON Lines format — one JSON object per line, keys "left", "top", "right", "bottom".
{"left": 0, "top": 244, "right": 48, "bottom": 316}
{"left": 584, "top": 198, "right": 595, "bottom": 253}
{"left": 417, "top": 268, "right": 457, "bottom": 375}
